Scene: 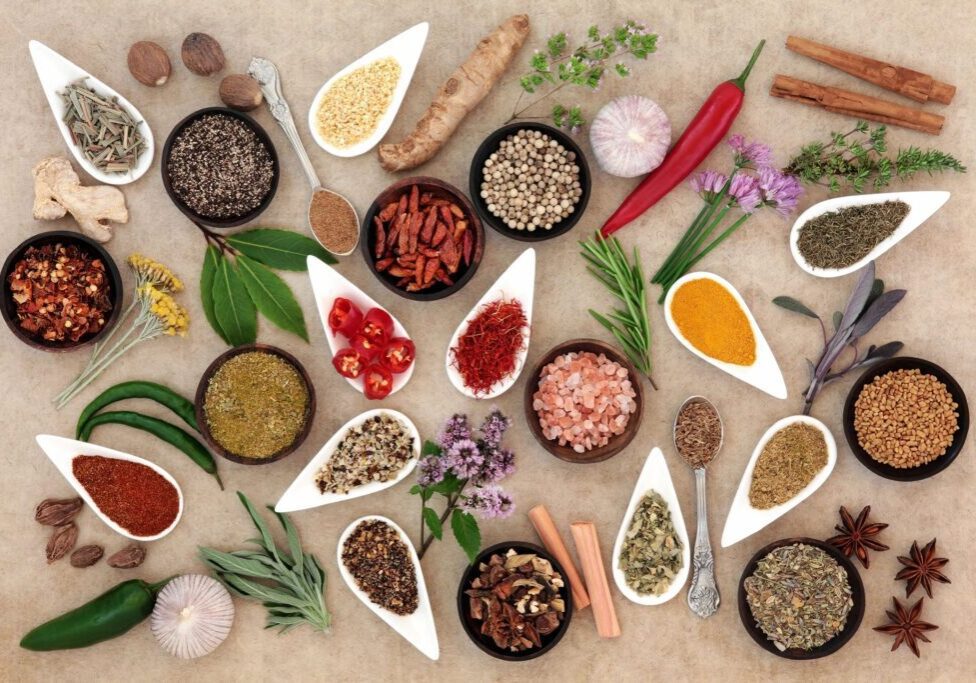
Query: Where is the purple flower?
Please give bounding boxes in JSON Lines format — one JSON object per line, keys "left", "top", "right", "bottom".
{"left": 728, "top": 173, "right": 762, "bottom": 213}
{"left": 728, "top": 134, "right": 774, "bottom": 169}
{"left": 462, "top": 485, "right": 515, "bottom": 519}
{"left": 758, "top": 167, "right": 804, "bottom": 217}
{"left": 445, "top": 439, "right": 483, "bottom": 480}
{"left": 474, "top": 447, "right": 516, "bottom": 485}
{"left": 479, "top": 408, "right": 511, "bottom": 449}
{"left": 417, "top": 455, "right": 447, "bottom": 487}
{"left": 437, "top": 414, "right": 471, "bottom": 450}
{"left": 690, "top": 170, "right": 728, "bottom": 197}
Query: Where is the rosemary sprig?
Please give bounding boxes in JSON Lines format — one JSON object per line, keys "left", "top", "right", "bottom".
{"left": 580, "top": 234, "right": 657, "bottom": 389}
{"left": 199, "top": 492, "right": 331, "bottom": 634}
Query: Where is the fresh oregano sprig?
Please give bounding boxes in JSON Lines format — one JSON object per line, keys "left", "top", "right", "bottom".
{"left": 773, "top": 261, "right": 905, "bottom": 415}
{"left": 509, "top": 21, "right": 658, "bottom": 129}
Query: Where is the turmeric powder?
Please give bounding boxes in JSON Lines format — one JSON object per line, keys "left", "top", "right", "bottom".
{"left": 670, "top": 278, "right": 756, "bottom": 365}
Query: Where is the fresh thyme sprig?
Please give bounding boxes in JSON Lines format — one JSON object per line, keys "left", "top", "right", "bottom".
{"left": 785, "top": 121, "right": 966, "bottom": 193}
{"left": 580, "top": 234, "right": 657, "bottom": 389}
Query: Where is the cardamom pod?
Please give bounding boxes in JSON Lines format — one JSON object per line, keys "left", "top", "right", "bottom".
{"left": 70, "top": 544, "right": 104, "bottom": 568}
{"left": 35, "top": 497, "right": 83, "bottom": 526}
{"left": 106, "top": 544, "right": 146, "bottom": 569}
{"left": 46, "top": 523, "right": 78, "bottom": 563}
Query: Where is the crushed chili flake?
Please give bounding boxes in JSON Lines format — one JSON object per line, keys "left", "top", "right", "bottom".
{"left": 72, "top": 455, "right": 179, "bottom": 537}
{"left": 7, "top": 242, "right": 112, "bottom": 343}
{"left": 341, "top": 519, "right": 418, "bottom": 615}
{"left": 450, "top": 298, "right": 527, "bottom": 395}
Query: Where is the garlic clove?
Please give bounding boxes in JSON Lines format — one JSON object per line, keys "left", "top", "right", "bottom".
{"left": 589, "top": 95, "right": 671, "bottom": 178}
{"left": 151, "top": 574, "right": 234, "bottom": 659}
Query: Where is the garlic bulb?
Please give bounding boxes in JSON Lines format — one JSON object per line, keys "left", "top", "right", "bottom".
{"left": 589, "top": 96, "right": 671, "bottom": 178}
{"left": 151, "top": 574, "right": 234, "bottom": 659}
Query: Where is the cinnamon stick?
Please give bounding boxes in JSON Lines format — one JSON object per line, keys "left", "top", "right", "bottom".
{"left": 770, "top": 75, "right": 944, "bottom": 135}
{"left": 528, "top": 505, "right": 590, "bottom": 610}
{"left": 786, "top": 36, "right": 956, "bottom": 105}
{"left": 570, "top": 522, "right": 620, "bottom": 638}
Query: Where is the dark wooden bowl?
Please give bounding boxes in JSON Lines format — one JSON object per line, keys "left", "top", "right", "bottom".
{"left": 361, "top": 176, "right": 484, "bottom": 301}
{"left": 468, "top": 122, "right": 591, "bottom": 242}
{"left": 457, "top": 541, "right": 573, "bottom": 661}
{"left": 843, "top": 356, "right": 968, "bottom": 481}
{"left": 194, "top": 343, "right": 316, "bottom": 465}
{"left": 524, "top": 338, "right": 644, "bottom": 464}
{"left": 738, "top": 537, "right": 865, "bottom": 660}
{"left": 161, "top": 107, "right": 280, "bottom": 228}
{"left": 1, "top": 230, "right": 123, "bottom": 352}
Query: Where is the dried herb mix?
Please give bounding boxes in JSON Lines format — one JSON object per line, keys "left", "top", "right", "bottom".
{"left": 60, "top": 80, "right": 146, "bottom": 173}
{"left": 619, "top": 490, "right": 683, "bottom": 596}
{"left": 749, "top": 422, "right": 828, "bottom": 509}
{"left": 341, "top": 519, "right": 418, "bottom": 616}
{"left": 315, "top": 414, "right": 414, "bottom": 494}
{"left": 797, "top": 200, "right": 910, "bottom": 270}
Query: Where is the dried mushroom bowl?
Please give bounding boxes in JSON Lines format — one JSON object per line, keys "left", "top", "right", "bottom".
{"left": 456, "top": 541, "right": 573, "bottom": 661}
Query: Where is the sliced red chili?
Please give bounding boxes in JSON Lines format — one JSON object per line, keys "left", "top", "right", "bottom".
{"left": 380, "top": 337, "right": 415, "bottom": 374}
{"left": 363, "top": 364, "right": 393, "bottom": 400}
{"left": 360, "top": 307, "right": 394, "bottom": 345}
{"left": 328, "top": 298, "right": 363, "bottom": 339}
{"left": 332, "top": 348, "right": 366, "bottom": 379}
{"left": 351, "top": 333, "right": 383, "bottom": 360}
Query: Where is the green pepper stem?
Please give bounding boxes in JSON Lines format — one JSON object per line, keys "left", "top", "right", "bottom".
{"left": 731, "top": 39, "right": 766, "bottom": 91}
{"left": 148, "top": 576, "right": 177, "bottom": 593}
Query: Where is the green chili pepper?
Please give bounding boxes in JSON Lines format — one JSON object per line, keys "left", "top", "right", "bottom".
{"left": 75, "top": 381, "right": 198, "bottom": 438}
{"left": 20, "top": 577, "right": 172, "bottom": 651}
{"left": 79, "top": 411, "right": 223, "bottom": 490}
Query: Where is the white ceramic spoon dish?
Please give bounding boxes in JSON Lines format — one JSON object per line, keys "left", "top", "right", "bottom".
{"left": 336, "top": 515, "right": 439, "bottom": 660}
{"left": 35, "top": 434, "right": 183, "bottom": 542}
{"left": 720, "top": 415, "right": 837, "bottom": 548}
{"left": 29, "top": 40, "right": 154, "bottom": 185}
{"left": 308, "top": 23, "right": 429, "bottom": 157}
{"left": 611, "top": 447, "right": 691, "bottom": 605}
{"left": 445, "top": 248, "right": 535, "bottom": 399}
{"left": 664, "top": 271, "right": 787, "bottom": 399}
{"left": 790, "top": 191, "right": 950, "bottom": 278}
{"left": 307, "top": 255, "right": 414, "bottom": 396}
{"left": 275, "top": 409, "right": 420, "bottom": 513}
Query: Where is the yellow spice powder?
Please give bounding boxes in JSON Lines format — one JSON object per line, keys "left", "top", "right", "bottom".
{"left": 671, "top": 278, "right": 756, "bottom": 365}
{"left": 316, "top": 57, "right": 401, "bottom": 148}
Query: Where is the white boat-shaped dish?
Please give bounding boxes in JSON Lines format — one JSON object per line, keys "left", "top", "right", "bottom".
{"left": 664, "top": 271, "right": 787, "bottom": 399}
{"left": 29, "top": 40, "right": 154, "bottom": 185}
{"left": 35, "top": 434, "right": 183, "bottom": 542}
{"left": 307, "top": 255, "right": 414, "bottom": 396}
{"left": 445, "top": 248, "right": 535, "bottom": 399}
{"left": 611, "top": 447, "right": 691, "bottom": 605}
{"left": 337, "top": 515, "right": 439, "bottom": 660}
{"left": 308, "top": 23, "right": 428, "bottom": 157}
{"left": 275, "top": 409, "right": 420, "bottom": 513}
{"left": 790, "top": 191, "right": 950, "bottom": 278}
{"left": 720, "top": 415, "right": 837, "bottom": 548}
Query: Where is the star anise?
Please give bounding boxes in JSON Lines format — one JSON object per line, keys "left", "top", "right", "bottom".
{"left": 896, "top": 538, "right": 950, "bottom": 598}
{"left": 826, "top": 505, "right": 889, "bottom": 569}
{"left": 874, "top": 597, "right": 938, "bottom": 657}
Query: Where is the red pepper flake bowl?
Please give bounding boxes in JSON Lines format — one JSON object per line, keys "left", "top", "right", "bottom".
{"left": 361, "top": 176, "right": 485, "bottom": 301}
{"left": 1, "top": 230, "right": 123, "bottom": 352}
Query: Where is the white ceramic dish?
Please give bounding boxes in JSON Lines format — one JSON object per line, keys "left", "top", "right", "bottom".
{"left": 308, "top": 23, "right": 428, "bottom": 157}
{"left": 337, "top": 515, "right": 439, "bottom": 660}
{"left": 275, "top": 409, "right": 420, "bottom": 513}
{"left": 29, "top": 40, "right": 154, "bottom": 185}
{"left": 720, "top": 415, "right": 837, "bottom": 548}
{"left": 790, "top": 191, "right": 950, "bottom": 278}
{"left": 445, "top": 248, "right": 535, "bottom": 399}
{"left": 611, "top": 447, "right": 691, "bottom": 605}
{"left": 35, "top": 434, "right": 183, "bottom": 542}
{"left": 664, "top": 271, "right": 787, "bottom": 399}
{"left": 307, "top": 255, "right": 414, "bottom": 396}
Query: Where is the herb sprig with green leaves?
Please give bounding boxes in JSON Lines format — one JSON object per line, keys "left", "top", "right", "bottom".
{"left": 510, "top": 21, "right": 658, "bottom": 129}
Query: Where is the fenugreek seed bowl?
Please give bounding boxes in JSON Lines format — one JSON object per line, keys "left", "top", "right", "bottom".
{"left": 1, "top": 230, "right": 123, "bottom": 352}
{"left": 468, "top": 122, "right": 591, "bottom": 243}
{"left": 194, "top": 343, "right": 316, "bottom": 465}
{"left": 842, "top": 356, "right": 969, "bottom": 482}
{"left": 737, "top": 537, "right": 865, "bottom": 660}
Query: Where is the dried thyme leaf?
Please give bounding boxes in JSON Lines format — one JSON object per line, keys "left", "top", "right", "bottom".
{"left": 618, "top": 490, "right": 683, "bottom": 596}
{"left": 796, "top": 201, "right": 910, "bottom": 270}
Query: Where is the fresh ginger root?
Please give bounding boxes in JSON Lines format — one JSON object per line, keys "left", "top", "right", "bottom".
{"left": 378, "top": 14, "right": 530, "bottom": 172}
{"left": 32, "top": 156, "right": 128, "bottom": 243}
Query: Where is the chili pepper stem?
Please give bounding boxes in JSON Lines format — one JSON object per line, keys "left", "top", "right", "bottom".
{"left": 731, "top": 39, "right": 766, "bottom": 91}
{"left": 148, "top": 576, "right": 177, "bottom": 593}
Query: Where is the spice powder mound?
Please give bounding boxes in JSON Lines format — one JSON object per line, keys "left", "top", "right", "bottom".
{"left": 309, "top": 189, "right": 359, "bottom": 255}
{"left": 670, "top": 278, "right": 756, "bottom": 365}
{"left": 72, "top": 455, "right": 180, "bottom": 537}
{"left": 315, "top": 414, "right": 415, "bottom": 494}
{"left": 674, "top": 399, "right": 722, "bottom": 469}
{"left": 341, "top": 519, "right": 418, "bottom": 616}
{"left": 748, "top": 422, "right": 828, "bottom": 509}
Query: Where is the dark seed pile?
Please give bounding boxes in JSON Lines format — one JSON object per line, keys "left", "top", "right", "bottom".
{"left": 341, "top": 519, "right": 418, "bottom": 615}
{"left": 166, "top": 114, "right": 274, "bottom": 219}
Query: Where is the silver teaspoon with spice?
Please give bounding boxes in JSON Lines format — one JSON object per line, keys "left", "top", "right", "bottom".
{"left": 673, "top": 395, "right": 723, "bottom": 618}
{"left": 247, "top": 57, "right": 360, "bottom": 256}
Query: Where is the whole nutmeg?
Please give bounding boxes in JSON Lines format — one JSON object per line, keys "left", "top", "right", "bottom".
{"left": 219, "top": 74, "right": 263, "bottom": 111}
{"left": 127, "top": 41, "right": 172, "bottom": 87}
{"left": 181, "top": 32, "right": 225, "bottom": 76}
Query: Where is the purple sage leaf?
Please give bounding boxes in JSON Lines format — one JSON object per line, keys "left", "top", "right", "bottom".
{"left": 851, "top": 290, "right": 906, "bottom": 339}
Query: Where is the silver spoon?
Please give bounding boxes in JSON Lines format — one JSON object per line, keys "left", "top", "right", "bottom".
{"left": 247, "top": 57, "right": 360, "bottom": 256}
{"left": 673, "top": 395, "right": 724, "bottom": 618}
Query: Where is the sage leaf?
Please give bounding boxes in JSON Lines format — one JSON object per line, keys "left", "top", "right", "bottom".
{"left": 271, "top": 506, "right": 304, "bottom": 576}
{"left": 832, "top": 311, "right": 843, "bottom": 332}
{"left": 839, "top": 261, "right": 876, "bottom": 332}
{"left": 227, "top": 228, "right": 336, "bottom": 271}
{"left": 220, "top": 573, "right": 308, "bottom": 609}
{"left": 451, "top": 509, "right": 481, "bottom": 564}
{"left": 237, "top": 492, "right": 280, "bottom": 562}
{"left": 201, "top": 246, "right": 229, "bottom": 344}
{"left": 772, "top": 296, "right": 820, "bottom": 320}
{"left": 423, "top": 507, "right": 443, "bottom": 540}
{"left": 213, "top": 257, "right": 257, "bottom": 346}
{"left": 851, "top": 289, "right": 906, "bottom": 339}
{"left": 199, "top": 547, "right": 276, "bottom": 579}
{"left": 865, "top": 340, "right": 903, "bottom": 362}
{"left": 236, "top": 255, "right": 309, "bottom": 342}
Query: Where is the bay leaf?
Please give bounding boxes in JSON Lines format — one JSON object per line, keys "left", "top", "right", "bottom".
{"left": 200, "top": 245, "right": 229, "bottom": 344}
{"left": 227, "top": 228, "right": 336, "bottom": 271}
{"left": 236, "top": 255, "right": 309, "bottom": 341}
{"left": 212, "top": 257, "right": 257, "bottom": 346}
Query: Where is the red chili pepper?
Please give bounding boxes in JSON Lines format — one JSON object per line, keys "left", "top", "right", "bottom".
{"left": 360, "top": 308, "right": 394, "bottom": 345}
{"left": 380, "top": 337, "right": 415, "bottom": 374}
{"left": 328, "top": 298, "right": 363, "bottom": 339}
{"left": 332, "top": 348, "right": 366, "bottom": 379}
{"left": 351, "top": 333, "right": 383, "bottom": 360}
{"left": 600, "top": 40, "right": 766, "bottom": 238}
{"left": 363, "top": 364, "right": 393, "bottom": 400}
